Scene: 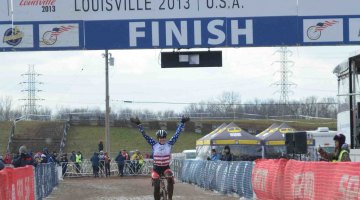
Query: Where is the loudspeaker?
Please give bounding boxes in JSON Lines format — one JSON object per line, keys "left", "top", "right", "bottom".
{"left": 294, "top": 132, "right": 307, "bottom": 154}
{"left": 285, "top": 133, "right": 295, "bottom": 154}
{"left": 285, "top": 132, "right": 308, "bottom": 154}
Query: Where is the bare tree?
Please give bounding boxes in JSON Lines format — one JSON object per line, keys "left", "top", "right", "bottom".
{"left": 0, "top": 96, "right": 13, "bottom": 120}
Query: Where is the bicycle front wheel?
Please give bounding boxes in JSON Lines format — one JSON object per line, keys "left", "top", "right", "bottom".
{"left": 161, "top": 189, "right": 167, "bottom": 200}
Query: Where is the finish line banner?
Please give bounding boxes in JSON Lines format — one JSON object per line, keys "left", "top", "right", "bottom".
{"left": 252, "top": 159, "right": 360, "bottom": 200}
{"left": 0, "top": 0, "right": 360, "bottom": 51}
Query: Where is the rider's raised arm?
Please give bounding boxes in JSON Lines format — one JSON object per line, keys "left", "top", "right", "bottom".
{"left": 168, "top": 122, "right": 185, "bottom": 146}
{"left": 137, "top": 124, "right": 157, "bottom": 146}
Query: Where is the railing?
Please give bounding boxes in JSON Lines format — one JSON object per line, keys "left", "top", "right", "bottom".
{"left": 59, "top": 122, "right": 70, "bottom": 154}
{"left": 171, "top": 159, "right": 254, "bottom": 199}
{"left": 62, "top": 159, "right": 154, "bottom": 177}
{"left": 6, "top": 122, "right": 15, "bottom": 153}
{"left": 34, "top": 163, "right": 59, "bottom": 200}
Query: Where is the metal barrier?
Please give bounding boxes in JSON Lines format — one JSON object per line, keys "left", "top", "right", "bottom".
{"left": 171, "top": 159, "right": 254, "bottom": 199}
{"left": 62, "top": 159, "right": 154, "bottom": 177}
{"left": 34, "top": 163, "right": 59, "bottom": 200}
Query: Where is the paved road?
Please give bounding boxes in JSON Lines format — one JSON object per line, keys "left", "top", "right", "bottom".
{"left": 47, "top": 176, "right": 239, "bottom": 200}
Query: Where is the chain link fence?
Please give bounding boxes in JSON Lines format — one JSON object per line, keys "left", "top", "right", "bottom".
{"left": 171, "top": 159, "right": 254, "bottom": 199}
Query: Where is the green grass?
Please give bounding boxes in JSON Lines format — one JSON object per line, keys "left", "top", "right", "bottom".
{"left": 64, "top": 126, "right": 203, "bottom": 158}
{"left": 0, "top": 118, "right": 337, "bottom": 157}
{"left": 200, "top": 119, "right": 336, "bottom": 130}
{"left": 0, "top": 121, "right": 12, "bottom": 154}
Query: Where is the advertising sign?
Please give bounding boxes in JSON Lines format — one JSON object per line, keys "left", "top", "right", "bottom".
{"left": 0, "top": 0, "right": 359, "bottom": 51}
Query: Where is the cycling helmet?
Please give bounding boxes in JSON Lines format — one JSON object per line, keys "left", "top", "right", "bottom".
{"left": 156, "top": 130, "right": 167, "bottom": 138}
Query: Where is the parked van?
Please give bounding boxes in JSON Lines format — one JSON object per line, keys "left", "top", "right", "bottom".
{"left": 307, "top": 127, "right": 337, "bottom": 160}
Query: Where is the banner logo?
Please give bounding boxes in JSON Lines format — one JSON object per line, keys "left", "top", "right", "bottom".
{"left": 41, "top": 25, "right": 76, "bottom": 45}
{"left": 3, "top": 26, "right": 24, "bottom": 46}
{"left": 306, "top": 20, "right": 338, "bottom": 40}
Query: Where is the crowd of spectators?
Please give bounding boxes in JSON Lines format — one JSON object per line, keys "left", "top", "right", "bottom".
{"left": 0, "top": 142, "right": 152, "bottom": 178}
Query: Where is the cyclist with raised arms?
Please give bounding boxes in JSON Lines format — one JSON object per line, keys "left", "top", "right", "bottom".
{"left": 130, "top": 116, "right": 190, "bottom": 200}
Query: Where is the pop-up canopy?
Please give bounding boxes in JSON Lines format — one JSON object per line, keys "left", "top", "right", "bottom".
{"left": 196, "top": 123, "right": 227, "bottom": 146}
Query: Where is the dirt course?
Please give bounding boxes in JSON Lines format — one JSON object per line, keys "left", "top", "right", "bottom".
{"left": 48, "top": 176, "right": 239, "bottom": 200}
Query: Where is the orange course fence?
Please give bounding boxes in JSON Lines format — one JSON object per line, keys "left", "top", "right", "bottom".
{"left": 0, "top": 166, "right": 35, "bottom": 200}
{"left": 252, "top": 159, "right": 360, "bottom": 200}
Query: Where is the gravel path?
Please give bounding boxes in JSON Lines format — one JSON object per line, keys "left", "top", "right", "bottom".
{"left": 47, "top": 176, "right": 239, "bottom": 200}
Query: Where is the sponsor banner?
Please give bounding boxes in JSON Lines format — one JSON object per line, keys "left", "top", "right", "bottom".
{"left": 283, "top": 160, "right": 360, "bottom": 199}
{"left": 298, "top": 0, "right": 360, "bottom": 16}
{"left": 0, "top": 166, "right": 35, "bottom": 200}
{"left": 252, "top": 159, "right": 287, "bottom": 200}
{"left": 39, "top": 23, "right": 79, "bottom": 47}
{"left": 0, "top": 24, "right": 34, "bottom": 48}
{"left": 254, "top": 159, "right": 360, "bottom": 200}
{"left": 0, "top": 168, "right": 10, "bottom": 200}
{"left": 3, "top": 0, "right": 297, "bottom": 22}
{"left": 5, "top": 0, "right": 360, "bottom": 22}
{"left": 303, "top": 18, "right": 343, "bottom": 43}
{"left": 349, "top": 18, "right": 360, "bottom": 42}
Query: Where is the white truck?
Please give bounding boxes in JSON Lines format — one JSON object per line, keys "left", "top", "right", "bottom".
{"left": 307, "top": 127, "right": 337, "bottom": 160}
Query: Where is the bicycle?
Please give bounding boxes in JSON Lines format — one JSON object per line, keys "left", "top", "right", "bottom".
{"left": 153, "top": 174, "right": 172, "bottom": 200}
{"left": 159, "top": 176, "right": 168, "bottom": 200}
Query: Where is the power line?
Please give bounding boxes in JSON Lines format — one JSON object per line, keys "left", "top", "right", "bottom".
{"left": 114, "top": 100, "right": 337, "bottom": 106}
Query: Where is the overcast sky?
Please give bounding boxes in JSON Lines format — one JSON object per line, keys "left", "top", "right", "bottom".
{"left": 0, "top": 46, "right": 359, "bottom": 113}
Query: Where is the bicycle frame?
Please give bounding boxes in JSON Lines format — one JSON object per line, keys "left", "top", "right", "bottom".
{"left": 159, "top": 176, "right": 168, "bottom": 200}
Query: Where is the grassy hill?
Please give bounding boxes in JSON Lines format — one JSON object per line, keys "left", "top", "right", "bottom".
{"left": 0, "top": 119, "right": 337, "bottom": 158}
{"left": 64, "top": 126, "right": 202, "bottom": 158}
{"left": 0, "top": 121, "right": 11, "bottom": 154}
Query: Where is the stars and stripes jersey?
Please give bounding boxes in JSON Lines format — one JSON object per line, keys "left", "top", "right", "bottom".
{"left": 137, "top": 123, "right": 185, "bottom": 167}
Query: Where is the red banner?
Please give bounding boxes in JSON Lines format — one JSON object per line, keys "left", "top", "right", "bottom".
{"left": 0, "top": 166, "right": 35, "bottom": 200}
{"left": 253, "top": 159, "right": 360, "bottom": 200}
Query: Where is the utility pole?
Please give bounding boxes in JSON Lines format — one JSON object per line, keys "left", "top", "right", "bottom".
{"left": 20, "top": 65, "right": 44, "bottom": 118}
{"left": 103, "top": 50, "right": 114, "bottom": 154}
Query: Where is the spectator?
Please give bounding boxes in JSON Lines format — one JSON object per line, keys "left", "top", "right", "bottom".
{"left": 104, "top": 152, "right": 111, "bottom": 177}
{"left": 69, "top": 151, "right": 76, "bottom": 163}
{"left": 131, "top": 150, "right": 144, "bottom": 173}
{"left": 51, "top": 151, "right": 60, "bottom": 165}
{"left": 90, "top": 152, "right": 100, "bottom": 178}
{"left": 60, "top": 153, "right": 68, "bottom": 176}
{"left": 43, "top": 148, "right": 53, "bottom": 163}
{"left": 0, "top": 156, "right": 5, "bottom": 170}
{"left": 115, "top": 150, "right": 126, "bottom": 177}
{"left": 75, "top": 151, "right": 82, "bottom": 173}
{"left": 207, "top": 149, "right": 220, "bottom": 161}
{"left": 98, "top": 150, "right": 105, "bottom": 176}
{"left": 40, "top": 154, "right": 47, "bottom": 163}
{"left": 4, "top": 152, "right": 12, "bottom": 164}
{"left": 12, "top": 145, "right": 34, "bottom": 168}
{"left": 98, "top": 140, "right": 104, "bottom": 152}
{"left": 318, "top": 133, "right": 351, "bottom": 162}
{"left": 33, "top": 152, "right": 42, "bottom": 166}
{"left": 123, "top": 150, "right": 129, "bottom": 160}
{"left": 221, "top": 145, "right": 233, "bottom": 161}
